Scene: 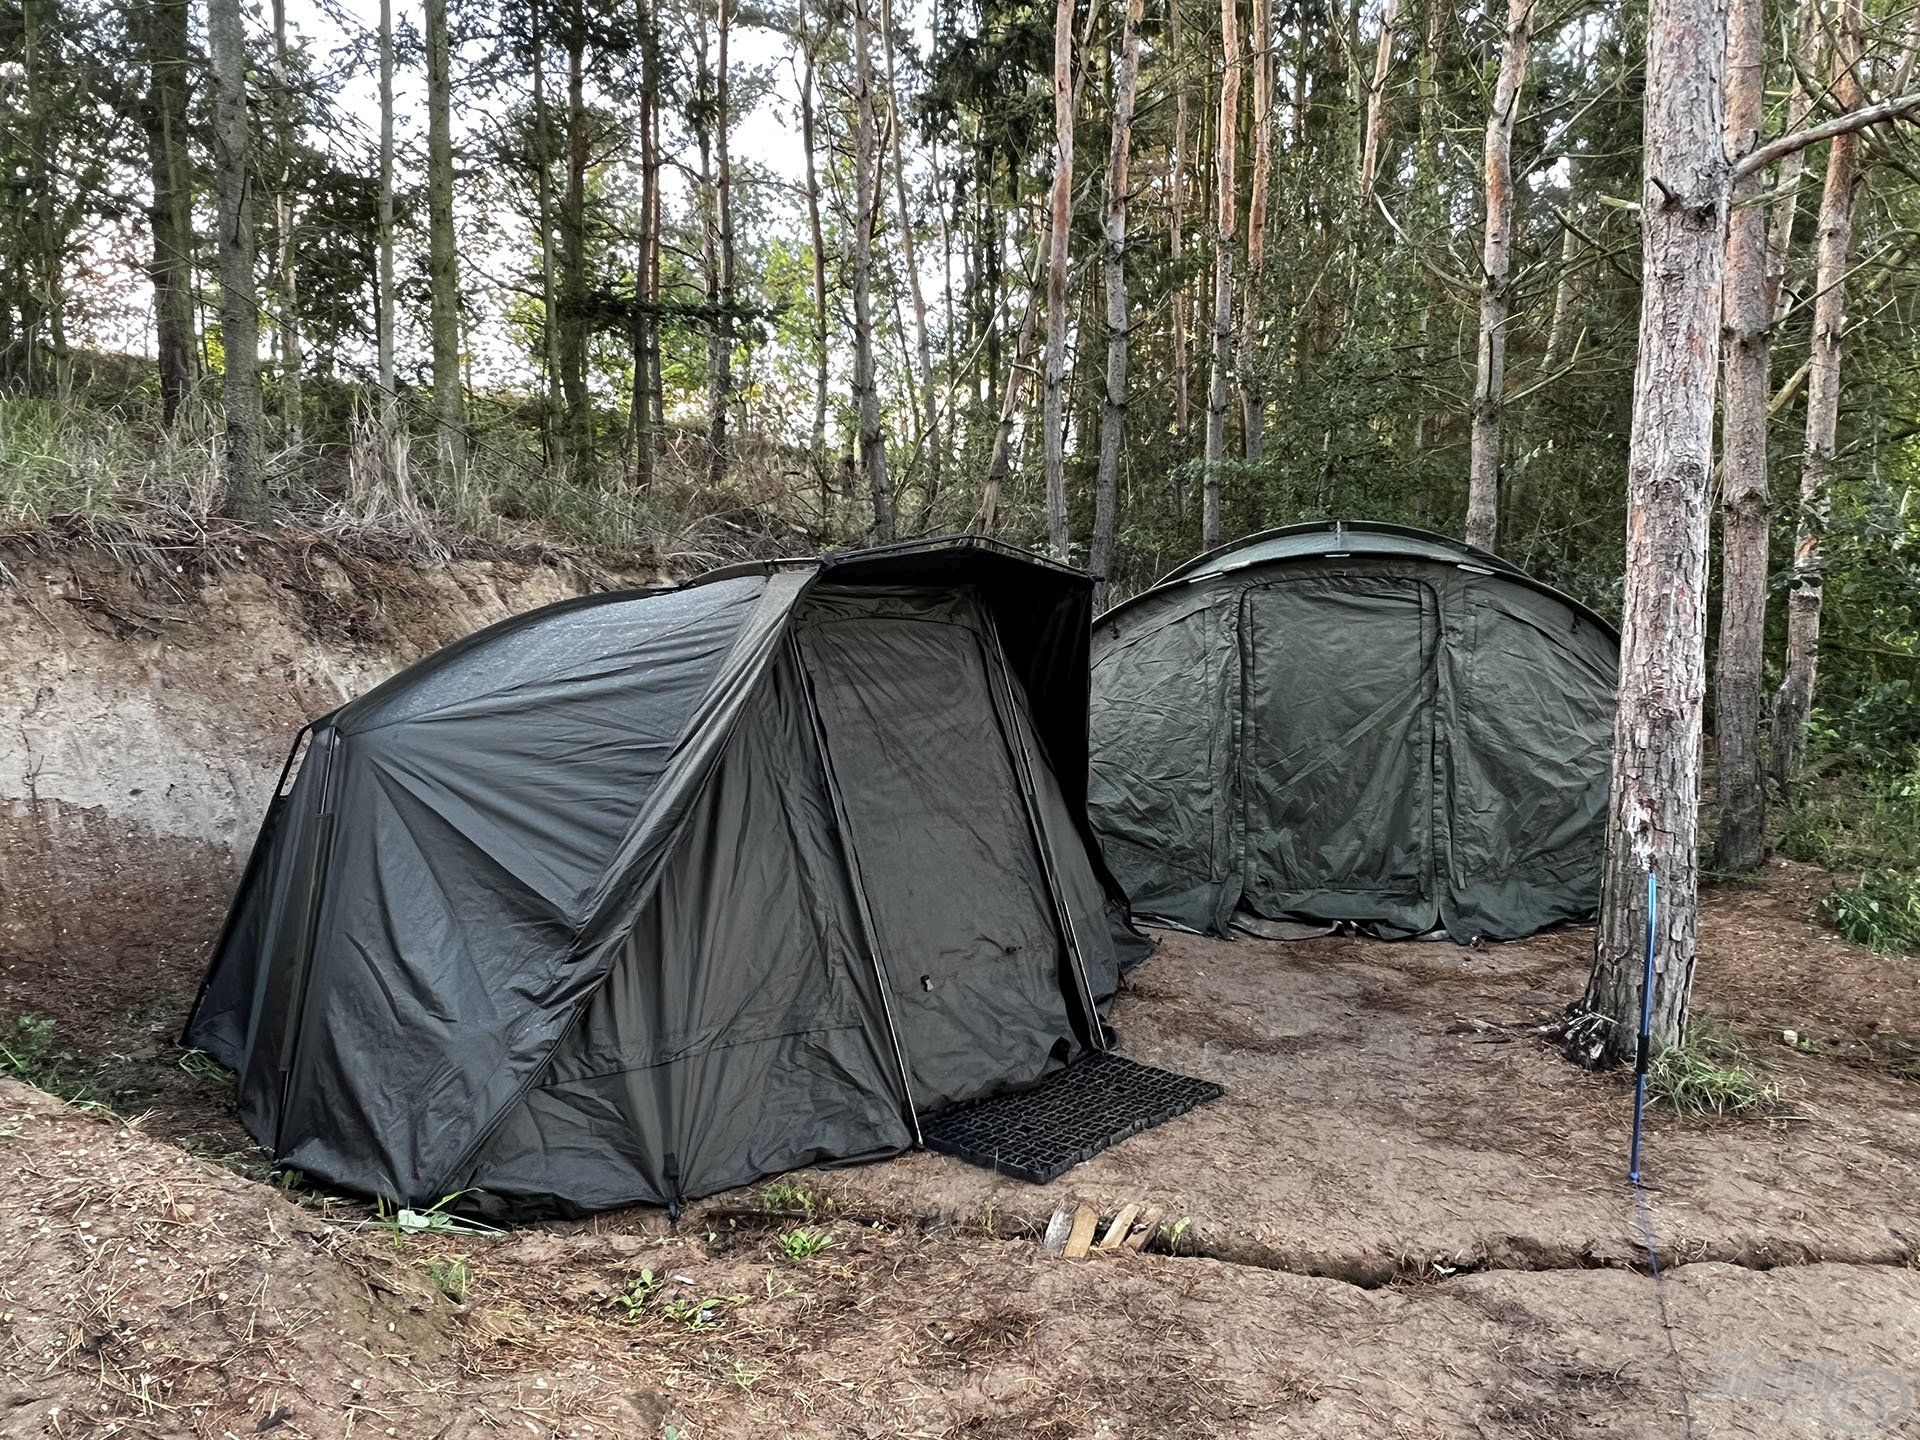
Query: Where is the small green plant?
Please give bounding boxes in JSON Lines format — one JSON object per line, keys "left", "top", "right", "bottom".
{"left": 760, "top": 1180, "right": 815, "bottom": 1216}
{"left": 1648, "top": 1017, "right": 1778, "bottom": 1117}
{"left": 1164, "top": 1216, "right": 1194, "bottom": 1254}
{"left": 1824, "top": 871, "right": 1920, "bottom": 954}
{"left": 373, "top": 1191, "right": 495, "bottom": 1245}
{"left": 775, "top": 1226, "right": 832, "bottom": 1261}
{"left": 606, "top": 1268, "right": 663, "bottom": 1318}
{"left": 0, "top": 1015, "right": 107, "bottom": 1109}
{"left": 426, "top": 1254, "right": 470, "bottom": 1302}
{"left": 176, "top": 1048, "right": 228, "bottom": 1082}
{"left": 658, "top": 1293, "right": 743, "bottom": 1329}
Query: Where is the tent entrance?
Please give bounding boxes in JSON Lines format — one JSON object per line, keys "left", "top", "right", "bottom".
{"left": 795, "top": 590, "right": 1088, "bottom": 1112}
{"left": 1237, "top": 576, "right": 1440, "bottom": 936}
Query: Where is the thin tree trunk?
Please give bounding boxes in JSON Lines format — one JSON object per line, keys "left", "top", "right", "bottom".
{"left": 209, "top": 0, "right": 267, "bottom": 520}
{"left": 1541, "top": 215, "right": 1579, "bottom": 371}
{"left": 1711, "top": 0, "right": 1769, "bottom": 872}
{"left": 533, "top": 0, "right": 565, "bottom": 471}
{"left": 1465, "top": 0, "right": 1532, "bottom": 554}
{"left": 980, "top": 224, "right": 1049, "bottom": 535}
{"left": 882, "top": 0, "right": 938, "bottom": 519}
{"left": 1203, "top": 0, "right": 1241, "bottom": 549}
{"left": 144, "top": 0, "right": 195, "bottom": 429}
{"left": 1356, "top": 0, "right": 1402, "bottom": 207}
{"left": 559, "top": 3, "right": 593, "bottom": 468}
{"left": 425, "top": 0, "right": 468, "bottom": 486}
{"left": 707, "top": 0, "right": 736, "bottom": 488}
{"left": 271, "top": 0, "right": 301, "bottom": 447}
{"left": 1170, "top": 0, "right": 1191, "bottom": 463}
{"left": 377, "top": 0, "right": 400, "bottom": 492}
{"left": 1772, "top": 0, "right": 1866, "bottom": 789}
{"left": 1042, "top": 0, "right": 1076, "bottom": 556}
{"left": 1579, "top": 0, "right": 1728, "bottom": 1062}
{"left": 1091, "top": 0, "right": 1145, "bottom": 608}
{"left": 799, "top": 0, "right": 831, "bottom": 468}
{"left": 1764, "top": 2, "right": 1824, "bottom": 321}
{"left": 1240, "top": 0, "right": 1273, "bottom": 466}
{"left": 644, "top": 18, "right": 665, "bottom": 447}
{"left": 851, "top": 0, "right": 895, "bottom": 540}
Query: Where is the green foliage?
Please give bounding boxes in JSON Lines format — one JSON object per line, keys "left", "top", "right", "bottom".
{"left": 426, "top": 1253, "right": 470, "bottom": 1302}
{"left": 606, "top": 1268, "right": 663, "bottom": 1318}
{"left": 775, "top": 1226, "right": 832, "bottom": 1261}
{"left": 1779, "top": 742, "right": 1920, "bottom": 953}
{"left": 1648, "top": 1017, "right": 1778, "bottom": 1117}
{"left": 1824, "top": 872, "right": 1920, "bottom": 955}
{"left": 760, "top": 1180, "right": 815, "bottom": 1216}
{"left": 0, "top": 1015, "right": 107, "bottom": 1110}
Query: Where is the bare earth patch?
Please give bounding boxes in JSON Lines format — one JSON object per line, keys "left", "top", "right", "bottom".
{"left": 2, "top": 860, "right": 1919, "bottom": 1436}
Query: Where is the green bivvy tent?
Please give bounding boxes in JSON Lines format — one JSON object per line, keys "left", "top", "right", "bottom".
{"left": 186, "top": 537, "right": 1141, "bottom": 1219}
{"left": 1088, "top": 521, "right": 1618, "bottom": 943}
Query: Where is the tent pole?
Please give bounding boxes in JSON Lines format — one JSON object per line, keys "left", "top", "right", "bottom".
{"left": 980, "top": 616, "right": 1110, "bottom": 1051}
{"left": 788, "top": 632, "right": 924, "bottom": 1145}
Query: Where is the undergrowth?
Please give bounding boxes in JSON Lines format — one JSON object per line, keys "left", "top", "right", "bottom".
{"left": 1778, "top": 740, "right": 1920, "bottom": 955}
{"left": 1648, "top": 1015, "right": 1779, "bottom": 1117}
{"left": 0, "top": 1015, "right": 110, "bottom": 1110}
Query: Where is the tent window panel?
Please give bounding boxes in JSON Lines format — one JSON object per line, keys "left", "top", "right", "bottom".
{"left": 1448, "top": 591, "right": 1614, "bottom": 885}
{"left": 1238, "top": 577, "right": 1437, "bottom": 916}
{"left": 797, "top": 605, "right": 1080, "bottom": 1111}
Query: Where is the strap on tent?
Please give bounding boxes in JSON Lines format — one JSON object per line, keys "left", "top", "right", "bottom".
{"left": 787, "top": 630, "right": 924, "bottom": 1145}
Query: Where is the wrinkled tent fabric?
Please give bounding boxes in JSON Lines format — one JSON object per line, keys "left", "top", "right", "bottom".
{"left": 187, "top": 538, "right": 1143, "bottom": 1218}
{"left": 1088, "top": 521, "right": 1619, "bottom": 943}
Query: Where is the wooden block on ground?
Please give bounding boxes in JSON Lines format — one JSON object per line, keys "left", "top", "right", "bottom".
{"left": 1122, "top": 1205, "right": 1165, "bottom": 1252}
{"left": 1062, "top": 1204, "right": 1099, "bottom": 1259}
{"left": 1097, "top": 1203, "right": 1142, "bottom": 1250}
{"left": 1040, "top": 1207, "right": 1074, "bottom": 1255}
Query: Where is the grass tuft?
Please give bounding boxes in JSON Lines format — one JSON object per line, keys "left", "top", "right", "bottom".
{"left": 0, "top": 1015, "right": 110, "bottom": 1110}
{"left": 1648, "top": 1016, "right": 1779, "bottom": 1117}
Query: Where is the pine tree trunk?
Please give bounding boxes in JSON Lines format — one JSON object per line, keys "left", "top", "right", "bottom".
{"left": 1465, "top": 0, "right": 1532, "bottom": 555}
{"left": 1764, "top": 2, "right": 1823, "bottom": 321}
{"left": 1711, "top": 0, "right": 1769, "bottom": 872}
{"left": 209, "top": 0, "right": 267, "bottom": 521}
{"left": 560, "top": 5, "right": 593, "bottom": 469}
{"left": 1356, "top": 0, "right": 1401, "bottom": 207}
{"left": 1579, "top": 0, "right": 1727, "bottom": 1063}
{"left": 707, "top": 0, "right": 735, "bottom": 488}
{"left": 1170, "top": 0, "right": 1191, "bottom": 460}
{"left": 851, "top": 0, "right": 896, "bottom": 541}
{"left": 1203, "top": 0, "right": 1240, "bottom": 550}
{"left": 981, "top": 224, "right": 1049, "bottom": 535}
{"left": 627, "top": 0, "right": 654, "bottom": 481}
{"left": 377, "top": 0, "right": 401, "bottom": 493}
{"left": 1042, "top": 0, "right": 1076, "bottom": 557}
{"left": 1239, "top": 0, "right": 1273, "bottom": 466}
{"left": 533, "top": 0, "right": 566, "bottom": 471}
{"left": 1771, "top": 0, "right": 1865, "bottom": 790}
{"left": 425, "top": 0, "right": 468, "bottom": 486}
{"left": 144, "top": 0, "right": 195, "bottom": 429}
{"left": 882, "top": 0, "right": 938, "bottom": 521}
{"left": 1091, "top": 0, "right": 1145, "bottom": 608}
{"left": 799, "top": 0, "right": 831, "bottom": 471}
{"left": 271, "top": 0, "right": 302, "bottom": 448}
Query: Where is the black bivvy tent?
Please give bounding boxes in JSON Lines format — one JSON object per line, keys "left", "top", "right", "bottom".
{"left": 1088, "top": 521, "right": 1619, "bottom": 943}
{"left": 186, "top": 538, "right": 1141, "bottom": 1218}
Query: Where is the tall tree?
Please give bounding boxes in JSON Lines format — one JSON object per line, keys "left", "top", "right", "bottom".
{"left": 1710, "top": 0, "right": 1768, "bottom": 872}
{"left": 1042, "top": 0, "right": 1075, "bottom": 556}
{"left": 558, "top": 0, "right": 594, "bottom": 467}
{"left": 882, "top": 0, "right": 938, "bottom": 516}
{"left": 143, "top": 0, "right": 195, "bottom": 428}
{"left": 1465, "top": 0, "right": 1532, "bottom": 554}
{"left": 377, "top": 0, "right": 397, "bottom": 448}
{"left": 1772, "top": 0, "right": 1867, "bottom": 789}
{"left": 703, "top": 0, "right": 737, "bottom": 487}
{"left": 209, "top": 0, "right": 267, "bottom": 520}
{"left": 850, "top": 0, "right": 895, "bottom": 540}
{"left": 1357, "top": 0, "right": 1402, "bottom": 208}
{"left": 425, "top": 0, "right": 468, "bottom": 486}
{"left": 1239, "top": 0, "right": 1273, "bottom": 466}
{"left": 1578, "top": 0, "right": 1726, "bottom": 1062}
{"left": 1091, "top": 0, "right": 1146, "bottom": 606}
{"left": 798, "top": 0, "right": 831, "bottom": 469}
{"left": 532, "top": 0, "right": 567, "bottom": 470}
{"left": 1203, "top": 0, "right": 1241, "bottom": 549}
{"left": 270, "top": 0, "right": 302, "bottom": 446}
{"left": 1169, "top": 0, "right": 1192, "bottom": 458}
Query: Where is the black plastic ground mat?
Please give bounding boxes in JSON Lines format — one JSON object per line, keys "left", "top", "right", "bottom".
{"left": 919, "top": 1051, "right": 1224, "bottom": 1184}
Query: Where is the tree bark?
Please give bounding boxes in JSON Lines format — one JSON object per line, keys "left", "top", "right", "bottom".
{"left": 628, "top": 0, "right": 656, "bottom": 482}
{"left": 799, "top": 0, "right": 831, "bottom": 471}
{"left": 1042, "top": 0, "right": 1076, "bottom": 557}
{"left": 1465, "top": 0, "right": 1532, "bottom": 555}
{"left": 1772, "top": 0, "right": 1866, "bottom": 790}
{"left": 1239, "top": 0, "right": 1273, "bottom": 466}
{"left": 851, "top": 0, "right": 896, "bottom": 541}
{"left": 980, "top": 224, "right": 1049, "bottom": 535}
{"left": 143, "top": 0, "right": 195, "bottom": 429}
{"left": 532, "top": 0, "right": 566, "bottom": 471}
{"left": 559, "top": 1, "right": 593, "bottom": 468}
{"left": 1710, "top": 0, "right": 1768, "bottom": 872}
{"left": 1579, "top": 0, "right": 1727, "bottom": 1062}
{"left": 707, "top": 0, "right": 736, "bottom": 488}
{"left": 209, "top": 0, "right": 268, "bottom": 521}
{"left": 1203, "top": 0, "right": 1240, "bottom": 550}
{"left": 882, "top": 0, "right": 938, "bottom": 521}
{"left": 1091, "top": 0, "right": 1145, "bottom": 608}
{"left": 425, "top": 0, "right": 469, "bottom": 486}
{"left": 1356, "top": 0, "right": 1401, "bottom": 209}
{"left": 271, "top": 0, "right": 302, "bottom": 447}
{"left": 377, "top": 0, "right": 401, "bottom": 491}
{"left": 1763, "top": 0, "right": 1823, "bottom": 321}
{"left": 1170, "top": 0, "right": 1191, "bottom": 456}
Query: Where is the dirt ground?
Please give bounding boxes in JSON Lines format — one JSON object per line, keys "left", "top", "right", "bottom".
{"left": 2, "top": 860, "right": 1919, "bottom": 1438}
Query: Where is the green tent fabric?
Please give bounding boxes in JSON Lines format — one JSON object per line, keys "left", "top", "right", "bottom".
{"left": 1088, "top": 521, "right": 1619, "bottom": 942}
